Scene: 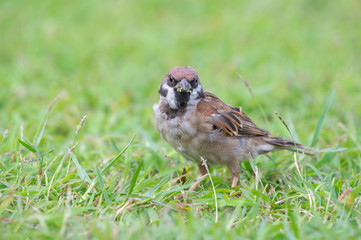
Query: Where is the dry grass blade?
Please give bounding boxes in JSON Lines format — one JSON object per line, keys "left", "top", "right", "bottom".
{"left": 201, "top": 157, "right": 218, "bottom": 223}
{"left": 337, "top": 188, "right": 352, "bottom": 201}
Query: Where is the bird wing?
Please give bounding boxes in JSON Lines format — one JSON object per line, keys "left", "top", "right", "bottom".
{"left": 197, "top": 92, "right": 270, "bottom": 137}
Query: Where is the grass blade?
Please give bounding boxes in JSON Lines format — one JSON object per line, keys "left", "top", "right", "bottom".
{"left": 122, "top": 145, "right": 132, "bottom": 184}
{"left": 144, "top": 177, "right": 170, "bottom": 197}
{"left": 35, "top": 115, "right": 48, "bottom": 146}
{"left": 82, "top": 135, "right": 135, "bottom": 200}
{"left": 71, "top": 153, "right": 92, "bottom": 184}
{"left": 317, "top": 147, "right": 348, "bottom": 153}
{"left": 96, "top": 166, "right": 110, "bottom": 206}
{"left": 315, "top": 152, "right": 335, "bottom": 168}
{"left": 127, "top": 161, "right": 143, "bottom": 196}
{"left": 110, "top": 138, "right": 120, "bottom": 153}
{"left": 311, "top": 87, "right": 336, "bottom": 147}
{"left": 201, "top": 157, "right": 218, "bottom": 223}
{"left": 0, "top": 195, "right": 13, "bottom": 216}
{"left": 307, "top": 163, "right": 325, "bottom": 182}
{"left": 18, "top": 139, "right": 36, "bottom": 153}
{"left": 47, "top": 156, "right": 65, "bottom": 199}
{"left": 248, "top": 153, "right": 260, "bottom": 189}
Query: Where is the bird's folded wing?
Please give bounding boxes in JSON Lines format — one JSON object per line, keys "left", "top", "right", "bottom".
{"left": 197, "top": 92, "right": 270, "bottom": 137}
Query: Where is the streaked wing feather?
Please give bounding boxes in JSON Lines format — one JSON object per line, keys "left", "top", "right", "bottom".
{"left": 197, "top": 92, "right": 270, "bottom": 137}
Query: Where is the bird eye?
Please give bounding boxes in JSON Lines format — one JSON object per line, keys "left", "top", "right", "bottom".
{"left": 168, "top": 76, "right": 175, "bottom": 85}
{"left": 191, "top": 78, "right": 198, "bottom": 87}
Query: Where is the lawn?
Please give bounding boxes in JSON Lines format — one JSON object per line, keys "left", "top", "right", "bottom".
{"left": 1, "top": 0, "right": 361, "bottom": 239}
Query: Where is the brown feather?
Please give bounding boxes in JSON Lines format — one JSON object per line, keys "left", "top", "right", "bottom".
{"left": 197, "top": 92, "right": 270, "bottom": 137}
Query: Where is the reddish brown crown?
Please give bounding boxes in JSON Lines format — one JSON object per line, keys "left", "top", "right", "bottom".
{"left": 165, "top": 67, "right": 199, "bottom": 82}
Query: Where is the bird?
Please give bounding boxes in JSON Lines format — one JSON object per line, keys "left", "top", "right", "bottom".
{"left": 153, "top": 66, "right": 312, "bottom": 189}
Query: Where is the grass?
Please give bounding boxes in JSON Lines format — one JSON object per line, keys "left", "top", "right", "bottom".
{"left": 1, "top": 0, "right": 361, "bottom": 239}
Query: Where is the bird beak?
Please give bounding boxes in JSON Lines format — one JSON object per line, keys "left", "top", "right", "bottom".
{"left": 176, "top": 78, "right": 192, "bottom": 93}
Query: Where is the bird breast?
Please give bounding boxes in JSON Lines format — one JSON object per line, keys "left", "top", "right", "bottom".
{"left": 153, "top": 101, "right": 248, "bottom": 166}
{"left": 153, "top": 103, "right": 198, "bottom": 145}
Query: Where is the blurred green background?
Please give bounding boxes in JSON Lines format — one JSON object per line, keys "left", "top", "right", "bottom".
{"left": 1, "top": 0, "right": 360, "bottom": 138}
{"left": 1, "top": 0, "right": 361, "bottom": 238}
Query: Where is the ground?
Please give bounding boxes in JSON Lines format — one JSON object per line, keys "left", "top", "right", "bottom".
{"left": 1, "top": 0, "right": 361, "bottom": 239}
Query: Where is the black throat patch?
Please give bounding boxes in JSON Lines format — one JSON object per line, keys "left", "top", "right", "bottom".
{"left": 159, "top": 102, "right": 187, "bottom": 119}
{"left": 173, "top": 89, "right": 190, "bottom": 108}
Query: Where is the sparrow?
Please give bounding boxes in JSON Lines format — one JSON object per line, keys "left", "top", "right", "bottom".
{"left": 153, "top": 66, "right": 312, "bottom": 189}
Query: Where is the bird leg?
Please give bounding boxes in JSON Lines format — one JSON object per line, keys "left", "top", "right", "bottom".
{"left": 227, "top": 161, "right": 241, "bottom": 189}
{"left": 226, "top": 162, "right": 242, "bottom": 196}
{"left": 189, "top": 163, "right": 208, "bottom": 191}
{"left": 231, "top": 175, "right": 239, "bottom": 188}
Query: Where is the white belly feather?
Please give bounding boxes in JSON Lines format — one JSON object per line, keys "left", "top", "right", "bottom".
{"left": 153, "top": 103, "right": 201, "bottom": 161}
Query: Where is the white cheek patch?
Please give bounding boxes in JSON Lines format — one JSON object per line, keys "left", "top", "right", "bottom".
{"left": 162, "top": 84, "right": 178, "bottom": 109}
{"left": 188, "top": 84, "right": 203, "bottom": 106}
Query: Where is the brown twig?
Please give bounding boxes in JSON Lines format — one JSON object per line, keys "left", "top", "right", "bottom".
{"left": 48, "top": 93, "right": 63, "bottom": 112}
{"left": 237, "top": 72, "right": 254, "bottom": 97}
{"left": 75, "top": 114, "right": 88, "bottom": 136}
{"left": 337, "top": 188, "right": 352, "bottom": 201}
{"left": 275, "top": 112, "right": 291, "bottom": 134}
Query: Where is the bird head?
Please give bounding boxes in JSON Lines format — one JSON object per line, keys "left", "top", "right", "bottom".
{"left": 158, "top": 67, "right": 205, "bottom": 109}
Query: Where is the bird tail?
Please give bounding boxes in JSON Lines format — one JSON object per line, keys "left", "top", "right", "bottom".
{"left": 263, "top": 137, "right": 316, "bottom": 156}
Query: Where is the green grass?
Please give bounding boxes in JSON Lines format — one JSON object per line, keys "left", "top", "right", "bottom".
{"left": 1, "top": 0, "right": 361, "bottom": 239}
